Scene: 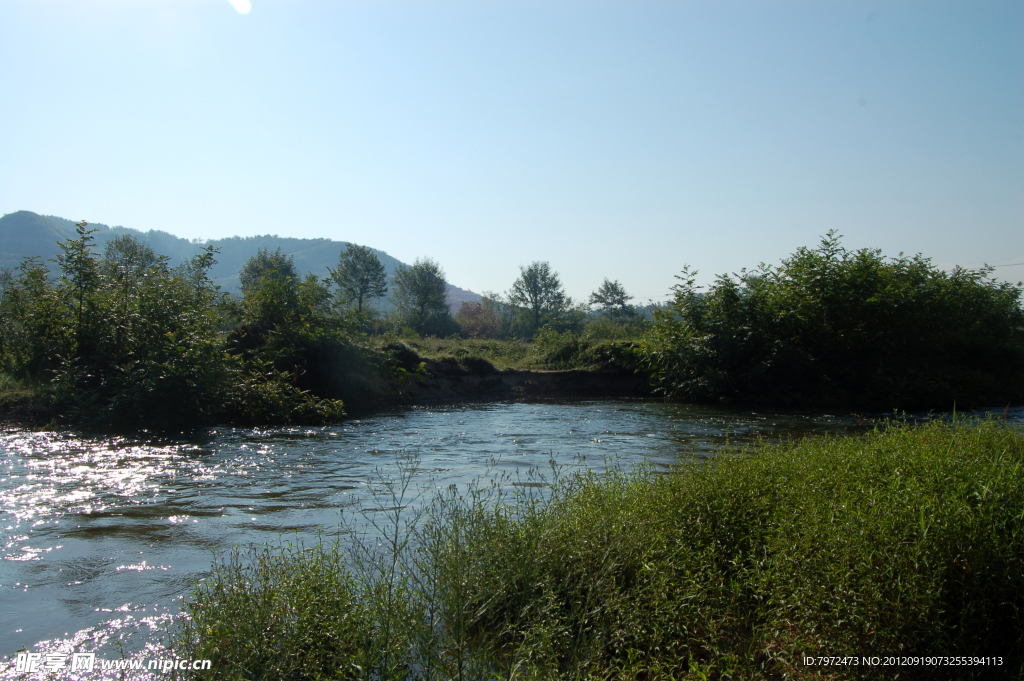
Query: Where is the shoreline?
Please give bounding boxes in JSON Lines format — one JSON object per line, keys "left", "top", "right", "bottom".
{"left": 376, "top": 358, "right": 652, "bottom": 407}
{"left": 0, "top": 363, "right": 653, "bottom": 432}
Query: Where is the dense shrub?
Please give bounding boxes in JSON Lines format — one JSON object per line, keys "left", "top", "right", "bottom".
{"left": 0, "top": 226, "right": 346, "bottom": 429}
{"left": 455, "top": 300, "right": 504, "bottom": 338}
{"left": 0, "top": 226, "right": 230, "bottom": 429}
{"left": 533, "top": 327, "right": 641, "bottom": 371}
{"left": 641, "top": 232, "right": 1024, "bottom": 409}
{"left": 225, "top": 254, "right": 366, "bottom": 411}
{"left": 175, "top": 541, "right": 370, "bottom": 681}
{"left": 450, "top": 418, "right": 1024, "bottom": 679}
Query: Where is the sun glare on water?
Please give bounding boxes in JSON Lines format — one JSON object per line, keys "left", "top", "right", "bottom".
{"left": 227, "top": 0, "right": 252, "bottom": 14}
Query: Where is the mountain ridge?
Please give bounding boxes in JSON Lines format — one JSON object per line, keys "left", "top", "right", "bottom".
{"left": 0, "top": 211, "right": 481, "bottom": 308}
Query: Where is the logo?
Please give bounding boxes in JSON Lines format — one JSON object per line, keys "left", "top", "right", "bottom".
{"left": 14, "top": 652, "right": 210, "bottom": 674}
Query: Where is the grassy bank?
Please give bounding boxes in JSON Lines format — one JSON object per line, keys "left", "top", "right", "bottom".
{"left": 389, "top": 333, "right": 642, "bottom": 372}
{"left": 172, "top": 419, "right": 1024, "bottom": 680}
{"left": 0, "top": 373, "right": 54, "bottom": 427}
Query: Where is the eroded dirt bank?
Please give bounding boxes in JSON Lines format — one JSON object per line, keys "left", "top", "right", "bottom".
{"left": 380, "top": 358, "right": 652, "bottom": 406}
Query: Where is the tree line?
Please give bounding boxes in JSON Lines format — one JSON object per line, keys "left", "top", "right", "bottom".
{"left": 0, "top": 223, "right": 350, "bottom": 429}
{"left": 3, "top": 225, "right": 1020, "bottom": 428}
{"left": 325, "top": 244, "right": 645, "bottom": 340}
{"left": 0, "top": 225, "right": 645, "bottom": 429}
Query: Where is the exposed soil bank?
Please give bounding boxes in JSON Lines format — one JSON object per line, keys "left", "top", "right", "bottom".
{"left": 384, "top": 358, "right": 652, "bottom": 406}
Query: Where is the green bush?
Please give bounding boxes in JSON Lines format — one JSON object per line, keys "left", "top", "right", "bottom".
{"left": 533, "top": 327, "right": 642, "bottom": 371}
{"left": 581, "top": 315, "right": 649, "bottom": 342}
{"left": 445, "top": 419, "right": 1024, "bottom": 678}
{"left": 393, "top": 336, "right": 535, "bottom": 371}
{"left": 0, "top": 226, "right": 232, "bottom": 430}
{"left": 220, "top": 358, "right": 346, "bottom": 425}
{"left": 0, "top": 228, "right": 349, "bottom": 429}
{"left": 641, "top": 232, "right": 1024, "bottom": 409}
{"left": 174, "top": 541, "right": 369, "bottom": 681}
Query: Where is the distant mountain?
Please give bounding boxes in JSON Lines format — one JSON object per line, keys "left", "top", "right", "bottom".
{"left": 0, "top": 211, "right": 481, "bottom": 309}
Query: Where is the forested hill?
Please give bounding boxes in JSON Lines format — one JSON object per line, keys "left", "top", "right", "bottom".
{"left": 0, "top": 211, "right": 480, "bottom": 306}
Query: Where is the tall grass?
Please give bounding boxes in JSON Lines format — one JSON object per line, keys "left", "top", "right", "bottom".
{"left": 388, "top": 336, "right": 537, "bottom": 370}
{"left": 382, "top": 335, "right": 641, "bottom": 372}
{"left": 0, "top": 372, "right": 34, "bottom": 401}
{"left": 172, "top": 420, "right": 1024, "bottom": 679}
{"left": 0, "top": 372, "right": 52, "bottom": 424}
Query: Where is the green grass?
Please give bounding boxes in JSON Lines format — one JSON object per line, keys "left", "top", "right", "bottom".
{"left": 384, "top": 336, "right": 539, "bottom": 370}
{"left": 172, "top": 419, "right": 1024, "bottom": 680}
{"left": 0, "top": 372, "right": 34, "bottom": 401}
{"left": 0, "top": 372, "right": 53, "bottom": 425}
{"left": 381, "top": 335, "right": 641, "bottom": 372}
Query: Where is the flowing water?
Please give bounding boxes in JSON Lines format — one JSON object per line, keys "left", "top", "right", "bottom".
{"left": 1, "top": 399, "right": 1013, "bottom": 678}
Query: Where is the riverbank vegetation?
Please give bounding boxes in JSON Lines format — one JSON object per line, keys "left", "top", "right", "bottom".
{"left": 0, "top": 224, "right": 348, "bottom": 430}
{"left": 0, "top": 227, "right": 647, "bottom": 429}
{"left": 640, "top": 232, "right": 1024, "bottom": 411}
{"left": 3, "top": 227, "right": 1022, "bottom": 429}
{"left": 387, "top": 327, "right": 643, "bottom": 373}
{"left": 172, "top": 418, "right": 1024, "bottom": 679}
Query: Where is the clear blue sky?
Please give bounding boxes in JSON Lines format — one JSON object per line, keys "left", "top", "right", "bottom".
{"left": 2, "top": 0, "right": 1021, "bottom": 302}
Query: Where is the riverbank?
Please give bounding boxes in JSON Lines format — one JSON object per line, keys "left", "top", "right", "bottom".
{"left": 172, "top": 418, "right": 1024, "bottom": 680}
{"left": 0, "top": 340, "right": 652, "bottom": 428}
{"left": 378, "top": 357, "right": 650, "bottom": 406}
{"left": 0, "top": 375, "right": 53, "bottom": 430}
{"left": 350, "top": 337, "right": 650, "bottom": 411}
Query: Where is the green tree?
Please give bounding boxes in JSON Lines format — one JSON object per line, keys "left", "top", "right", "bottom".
{"left": 239, "top": 248, "right": 298, "bottom": 297}
{"left": 392, "top": 258, "right": 452, "bottom": 335}
{"left": 331, "top": 244, "right": 388, "bottom": 313}
{"left": 0, "top": 257, "right": 63, "bottom": 379}
{"left": 55, "top": 221, "right": 101, "bottom": 357}
{"left": 104, "top": 234, "right": 160, "bottom": 277}
{"left": 0, "top": 231, "right": 351, "bottom": 429}
{"left": 509, "top": 261, "right": 567, "bottom": 334}
{"left": 589, "top": 278, "right": 635, "bottom": 321}
{"left": 237, "top": 248, "right": 300, "bottom": 329}
{"left": 49, "top": 230, "right": 228, "bottom": 429}
{"left": 229, "top": 252, "right": 355, "bottom": 416}
{"left": 103, "top": 235, "right": 166, "bottom": 356}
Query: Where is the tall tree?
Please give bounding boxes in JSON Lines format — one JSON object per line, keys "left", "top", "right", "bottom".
{"left": 392, "top": 258, "right": 450, "bottom": 334}
{"left": 238, "top": 248, "right": 298, "bottom": 297}
{"left": 509, "top": 261, "right": 566, "bottom": 333}
{"left": 237, "top": 248, "right": 300, "bottom": 329}
{"left": 55, "top": 221, "right": 101, "bottom": 357}
{"left": 331, "top": 244, "right": 388, "bottom": 313}
{"left": 589, "top": 278, "right": 635, "bottom": 321}
{"left": 103, "top": 234, "right": 168, "bottom": 357}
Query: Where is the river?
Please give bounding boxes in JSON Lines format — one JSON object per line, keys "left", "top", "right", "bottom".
{"left": 1, "top": 398, "right": 1007, "bottom": 678}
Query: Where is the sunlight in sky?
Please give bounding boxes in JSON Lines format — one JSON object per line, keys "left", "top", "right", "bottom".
{"left": 227, "top": 0, "right": 251, "bottom": 15}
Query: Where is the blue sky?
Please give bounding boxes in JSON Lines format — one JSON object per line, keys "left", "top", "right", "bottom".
{"left": 1, "top": 0, "right": 1021, "bottom": 301}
